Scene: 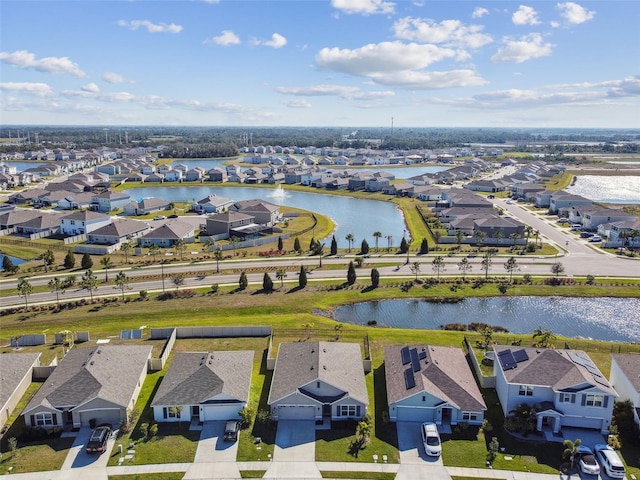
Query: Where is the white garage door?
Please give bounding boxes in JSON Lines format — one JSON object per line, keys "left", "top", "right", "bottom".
{"left": 201, "top": 404, "right": 243, "bottom": 422}
{"left": 79, "top": 410, "right": 122, "bottom": 427}
{"left": 396, "top": 407, "right": 435, "bottom": 423}
{"left": 276, "top": 405, "right": 315, "bottom": 420}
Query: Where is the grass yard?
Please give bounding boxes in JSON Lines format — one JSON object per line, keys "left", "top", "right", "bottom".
{"left": 109, "top": 474, "right": 185, "bottom": 480}
{"left": 240, "top": 470, "right": 267, "bottom": 478}
{"left": 320, "top": 472, "right": 396, "bottom": 479}
{"left": 0, "top": 437, "right": 74, "bottom": 474}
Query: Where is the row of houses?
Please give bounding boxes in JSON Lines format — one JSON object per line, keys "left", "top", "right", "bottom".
{"left": 3, "top": 341, "right": 638, "bottom": 438}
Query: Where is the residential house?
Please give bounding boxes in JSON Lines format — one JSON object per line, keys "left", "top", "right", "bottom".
{"left": 191, "top": 195, "right": 235, "bottom": 214}
{"left": 23, "top": 345, "right": 152, "bottom": 429}
{"left": 59, "top": 211, "right": 111, "bottom": 236}
{"left": 232, "top": 199, "right": 280, "bottom": 227}
{"left": 268, "top": 342, "right": 369, "bottom": 422}
{"left": 164, "top": 169, "right": 183, "bottom": 182}
{"left": 138, "top": 220, "right": 196, "bottom": 248}
{"left": 609, "top": 354, "right": 640, "bottom": 427}
{"left": 90, "top": 190, "right": 131, "bottom": 213}
{"left": 58, "top": 192, "right": 95, "bottom": 210}
{"left": 549, "top": 193, "right": 592, "bottom": 214}
{"left": 0, "top": 209, "right": 44, "bottom": 230}
{"left": 151, "top": 351, "right": 253, "bottom": 423}
{"left": 608, "top": 220, "right": 640, "bottom": 247}
{"left": 123, "top": 197, "right": 171, "bottom": 216}
{"left": 16, "top": 212, "right": 65, "bottom": 236}
{"left": 184, "top": 167, "right": 205, "bottom": 182}
{"left": 493, "top": 346, "right": 617, "bottom": 434}
{"left": 207, "top": 168, "right": 228, "bottom": 182}
{"left": 0, "top": 353, "right": 41, "bottom": 431}
{"left": 581, "top": 208, "right": 636, "bottom": 231}
{"left": 384, "top": 345, "right": 486, "bottom": 424}
{"left": 86, "top": 219, "right": 150, "bottom": 245}
{"left": 206, "top": 211, "right": 256, "bottom": 237}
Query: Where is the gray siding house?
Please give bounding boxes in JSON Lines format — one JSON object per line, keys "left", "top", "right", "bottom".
{"left": 609, "top": 354, "right": 640, "bottom": 427}
{"left": 0, "top": 353, "right": 41, "bottom": 431}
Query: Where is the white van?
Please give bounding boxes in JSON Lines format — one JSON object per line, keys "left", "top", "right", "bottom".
{"left": 594, "top": 444, "right": 626, "bottom": 478}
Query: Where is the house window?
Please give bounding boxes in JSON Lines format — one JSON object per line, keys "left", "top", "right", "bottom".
{"left": 561, "top": 393, "right": 574, "bottom": 403}
{"left": 518, "top": 385, "right": 534, "bottom": 396}
{"left": 339, "top": 405, "right": 359, "bottom": 417}
{"left": 70, "top": 220, "right": 75, "bottom": 225}
{"left": 586, "top": 394, "right": 604, "bottom": 407}
{"left": 462, "top": 412, "right": 478, "bottom": 421}
{"left": 34, "top": 413, "right": 54, "bottom": 426}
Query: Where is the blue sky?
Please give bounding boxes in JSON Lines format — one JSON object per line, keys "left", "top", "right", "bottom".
{"left": 1, "top": 0, "right": 638, "bottom": 128}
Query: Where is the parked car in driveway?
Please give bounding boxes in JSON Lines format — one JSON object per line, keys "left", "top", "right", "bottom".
{"left": 580, "top": 231, "right": 594, "bottom": 238}
{"left": 576, "top": 445, "right": 600, "bottom": 476}
{"left": 589, "top": 235, "right": 602, "bottom": 242}
{"left": 420, "top": 422, "right": 441, "bottom": 457}
{"left": 223, "top": 420, "right": 240, "bottom": 442}
{"left": 594, "top": 444, "right": 626, "bottom": 478}
{"left": 86, "top": 424, "right": 112, "bottom": 454}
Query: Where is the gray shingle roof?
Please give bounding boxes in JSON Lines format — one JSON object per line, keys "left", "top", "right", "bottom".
{"left": 24, "top": 345, "right": 152, "bottom": 414}
{"left": 612, "top": 353, "right": 640, "bottom": 392}
{"left": 494, "top": 346, "right": 616, "bottom": 394}
{"left": 268, "top": 342, "right": 368, "bottom": 406}
{"left": 0, "top": 353, "right": 41, "bottom": 409}
{"left": 89, "top": 219, "right": 149, "bottom": 237}
{"left": 384, "top": 345, "right": 486, "bottom": 412}
{"left": 151, "top": 351, "right": 253, "bottom": 407}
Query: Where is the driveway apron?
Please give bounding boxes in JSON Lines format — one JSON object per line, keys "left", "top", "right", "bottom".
{"left": 61, "top": 427, "right": 114, "bottom": 470}
{"left": 185, "top": 421, "right": 241, "bottom": 479}
{"left": 272, "top": 420, "right": 317, "bottom": 462}
{"left": 397, "top": 421, "right": 444, "bottom": 466}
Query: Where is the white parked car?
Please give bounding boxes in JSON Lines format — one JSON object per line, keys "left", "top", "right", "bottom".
{"left": 577, "top": 445, "right": 600, "bottom": 476}
{"left": 589, "top": 235, "right": 602, "bottom": 242}
{"left": 421, "top": 422, "right": 441, "bottom": 457}
{"left": 594, "top": 444, "right": 626, "bottom": 479}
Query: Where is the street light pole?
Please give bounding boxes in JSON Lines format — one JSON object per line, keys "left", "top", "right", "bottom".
{"left": 161, "top": 261, "right": 165, "bottom": 293}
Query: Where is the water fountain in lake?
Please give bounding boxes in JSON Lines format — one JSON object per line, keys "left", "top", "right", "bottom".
{"left": 270, "top": 184, "right": 287, "bottom": 198}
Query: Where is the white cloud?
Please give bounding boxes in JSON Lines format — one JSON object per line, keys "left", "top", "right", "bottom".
{"left": 262, "top": 33, "right": 287, "bottom": 49}
{"left": 117, "top": 19, "right": 183, "bottom": 33}
{"left": 208, "top": 30, "right": 241, "bottom": 46}
{"left": 202, "top": 0, "right": 220, "bottom": 3}
{"left": 472, "top": 7, "right": 489, "bottom": 19}
{"left": 316, "top": 41, "right": 458, "bottom": 76}
{"left": 392, "top": 17, "right": 493, "bottom": 49}
{"left": 284, "top": 99, "right": 312, "bottom": 108}
{"left": 556, "top": 2, "right": 595, "bottom": 24}
{"left": 102, "top": 72, "right": 132, "bottom": 84}
{"left": 82, "top": 82, "right": 100, "bottom": 93}
{"left": 512, "top": 5, "right": 540, "bottom": 25}
{"left": 0, "top": 50, "right": 85, "bottom": 77}
{"left": 276, "top": 84, "right": 394, "bottom": 100}
{"left": 331, "top": 0, "right": 395, "bottom": 15}
{"left": 0, "top": 82, "right": 53, "bottom": 97}
{"left": 491, "top": 33, "right": 553, "bottom": 63}
{"left": 368, "top": 69, "right": 487, "bottom": 89}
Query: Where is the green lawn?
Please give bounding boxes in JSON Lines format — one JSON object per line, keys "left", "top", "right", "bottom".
{"left": 320, "top": 472, "right": 396, "bottom": 479}
{"left": 109, "top": 474, "right": 185, "bottom": 480}
{"left": 0, "top": 437, "right": 74, "bottom": 475}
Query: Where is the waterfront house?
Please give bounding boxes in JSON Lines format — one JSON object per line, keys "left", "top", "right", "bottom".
{"left": 90, "top": 190, "right": 131, "bottom": 213}
{"left": 609, "top": 353, "right": 640, "bottom": 427}
{"left": 268, "top": 342, "right": 368, "bottom": 422}
{"left": 493, "top": 346, "right": 617, "bottom": 434}
{"left": 151, "top": 351, "right": 253, "bottom": 423}
{"left": 23, "top": 345, "right": 152, "bottom": 429}
{"left": 384, "top": 345, "right": 486, "bottom": 424}
{"left": 123, "top": 197, "right": 170, "bottom": 216}
{"left": 231, "top": 199, "right": 280, "bottom": 226}
{"left": 549, "top": 193, "right": 593, "bottom": 214}
{"left": 59, "top": 210, "right": 111, "bottom": 236}
{"left": 138, "top": 220, "right": 196, "bottom": 248}
{"left": 205, "top": 211, "right": 256, "bottom": 237}
{"left": 191, "top": 195, "right": 235, "bottom": 214}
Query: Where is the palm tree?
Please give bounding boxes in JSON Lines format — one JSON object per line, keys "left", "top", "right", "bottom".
{"left": 202, "top": 237, "right": 215, "bottom": 253}
{"left": 174, "top": 239, "right": 187, "bottom": 261}
{"left": 120, "top": 241, "right": 133, "bottom": 264}
{"left": 345, "top": 233, "right": 354, "bottom": 252}
{"left": 230, "top": 236, "right": 240, "bottom": 256}
{"left": 275, "top": 268, "right": 287, "bottom": 288}
{"left": 214, "top": 249, "right": 224, "bottom": 273}
{"left": 373, "top": 231, "right": 382, "bottom": 251}
{"left": 504, "top": 256, "right": 519, "bottom": 283}
{"left": 480, "top": 252, "right": 492, "bottom": 279}
{"left": 455, "top": 229, "right": 465, "bottom": 248}
{"left": 533, "top": 229, "right": 541, "bottom": 248}
{"left": 41, "top": 248, "right": 55, "bottom": 273}
{"left": 474, "top": 230, "right": 487, "bottom": 251}
{"left": 100, "top": 256, "right": 113, "bottom": 281}
{"left": 562, "top": 438, "right": 582, "bottom": 469}
{"left": 457, "top": 257, "right": 472, "bottom": 280}
{"left": 385, "top": 234, "right": 393, "bottom": 252}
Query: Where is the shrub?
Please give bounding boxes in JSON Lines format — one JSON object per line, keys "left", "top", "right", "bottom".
{"left": 238, "top": 406, "right": 255, "bottom": 429}
{"left": 148, "top": 423, "right": 158, "bottom": 439}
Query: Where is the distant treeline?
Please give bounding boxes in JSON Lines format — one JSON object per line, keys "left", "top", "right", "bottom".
{"left": 1, "top": 126, "right": 638, "bottom": 155}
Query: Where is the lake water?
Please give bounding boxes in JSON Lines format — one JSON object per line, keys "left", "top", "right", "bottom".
{"left": 0, "top": 254, "right": 26, "bottom": 270}
{"left": 332, "top": 297, "right": 640, "bottom": 343}
{"left": 122, "top": 185, "right": 407, "bottom": 247}
{"left": 565, "top": 175, "right": 640, "bottom": 204}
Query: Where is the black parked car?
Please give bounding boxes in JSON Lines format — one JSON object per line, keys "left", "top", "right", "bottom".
{"left": 223, "top": 420, "right": 240, "bottom": 442}
{"left": 86, "top": 424, "right": 112, "bottom": 454}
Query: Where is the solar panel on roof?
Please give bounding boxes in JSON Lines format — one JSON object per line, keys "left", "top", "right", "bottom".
{"left": 586, "top": 365, "right": 602, "bottom": 377}
{"left": 401, "top": 346, "right": 411, "bottom": 365}
{"left": 418, "top": 350, "right": 427, "bottom": 360}
{"left": 512, "top": 349, "right": 529, "bottom": 363}
{"left": 594, "top": 377, "right": 610, "bottom": 387}
{"left": 404, "top": 367, "right": 416, "bottom": 389}
{"left": 410, "top": 348, "right": 421, "bottom": 372}
{"left": 498, "top": 349, "right": 517, "bottom": 371}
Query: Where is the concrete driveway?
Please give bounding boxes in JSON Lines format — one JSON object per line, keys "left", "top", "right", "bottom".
{"left": 184, "top": 421, "right": 241, "bottom": 479}
{"left": 273, "top": 420, "right": 316, "bottom": 462}
{"left": 61, "top": 427, "right": 115, "bottom": 470}
{"left": 397, "top": 422, "right": 444, "bottom": 466}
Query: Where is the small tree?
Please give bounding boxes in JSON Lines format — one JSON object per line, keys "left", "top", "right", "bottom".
{"left": 298, "top": 265, "right": 307, "bottom": 288}
{"left": 330, "top": 235, "right": 338, "bottom": 255}
{"left": 214, "top": 248, "right": 224, "bottom": 273}
{"left": 431, "top": 256, "right": 446, "bottom": 281}
{"left": 120, "top": 241, "right": 134, "bottom": 263}
{"left": 355, "top": 415, "right": 373, "bottom": 448}
{"left": 409, "top": 261, "right": 421, "bottom": 280}
{"left": 239, "top": 271, "right": 248, "bottom": 290}
{"left": 419, "top": 237, "right": 429, "bottom": 254}
{"left": 347, "top": 261, "right": 357, "bottom": 285}
{"left": 487, "top": 437, "right": 500, "bottom": 465}
{"left": 48, "top": 277, "right": 65, "bottom": 305}
{"left": 170, "top": 272, "right": 185, "bottom": 291}
{"left": 370, "top": 268, "right": 380, "bottom": 288}
{"left": 504, "top": 256, "right": 519, "bottom": 283}
{"left": 114, "top": 271, "right": 130, "bottom": 300}
{"left": 293, "top": 237, "right": 301, "bottom": 253}
{"left": 277, "top": 236, "right": 283, "bottom": 251}
{"left": 238, "top": 406, "right": 255, "bottom": 429}
{"left": 399, "top": 237, "right": 409, "bottom": 254}
{"left": 81, "top": 252, "right": 93, "bottom": 270}
{"left": 276, "top": 268, "right": 287, "bottom": 288}
{"left": 2, "top": 255, "right": 18, "bottom": 274}
{"left": 81, "top": 269, "right": 98, "bottom": 301}
{"left": 480, "top": 252, "right": 492, "bottom": 279}
{"left": 17, "top": 278, "right": 33, "bottom": 308}
{"left": 551, "top": 262, "right": 565, "bottom": 277}
{"left": 562, "top": 438, "right": 582, "bottom": 468}
{"left": 42, "top": 249, "right": 55, "bottom": 272}
{"left": 64, "top": 250, "right": 76, "bottom": 269}
{"left": 373, "top": 231, "right": 382, "bottom": 251}
{"left": 346, "top": 233, "right": 354, "bottom": 252}
{"left": 457, "top": 257, "right": 472, "bottom": 280}
{"left": 263, "top": 272, "right": 274, "bottom": 292}
{"left": 174, "top": 239, "right": 187, "bottom": 261}
{"left": 360, "top": 239, "right": 369, "bottom": 255}
{"left": 533, "top": 326, "right": 556, "bottom": 348}
{"left": 148, "top": 243, "right": 161, "bottom": 262}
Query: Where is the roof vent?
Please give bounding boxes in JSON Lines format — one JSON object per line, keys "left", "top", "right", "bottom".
{"left": 323, "top": 365, "right": 326, "bottom": 370}
{"left": 310, "top": 366, "right": 314, "bottom": 370}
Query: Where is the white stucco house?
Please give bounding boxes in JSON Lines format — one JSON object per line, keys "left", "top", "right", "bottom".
{"left": 151, "top": 351, "right": 253, "bottom": 423}
{"left": 609, "top": 353, "right": 640, "bottom": 427}
{"left": 59, "top": 210, "right": 111, "bottom": 235}
{"left": 384, "top": 345, "right": 486, "bottom": 424}
{"left": 268, "top": 342, "right": 368, "bottom": 422}
{"left": 493, "top": 346, "right": 618, "bottom": 434}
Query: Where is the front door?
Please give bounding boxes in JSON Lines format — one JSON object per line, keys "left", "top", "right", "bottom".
{"left": 323, "top": 404, "right": 331, "bottom": 417}
{"left": 442, "top": 408, "right": 452, "bottom": 424}
{"left": 65, "top": 411, "right": 73, "bottom": 425}
{"left": 191, "top": 406, "right": 199, "bottom": 418}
